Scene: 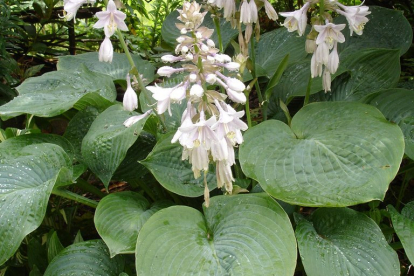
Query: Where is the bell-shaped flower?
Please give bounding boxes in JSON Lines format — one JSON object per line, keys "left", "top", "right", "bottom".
{"left": 322, "top": 69, "right": 331, "bottom": 93}
{"left": 212, "top": 100, "right": 248, "bottom": 145}
{"left": 223, "top": 0, "right": 236, "bottom": 21}
{"left": 310, "top": 52, "right": 322, "bottom": 78}
{"left": 279, "top": 2, "right": 310, "bottom": 36}
{"left": 123, "top": 74, "right": 138, "bottom": 111}
{"left": 263, "top": 0, "right": 278, "bottom": 21}
{"left": 216, "top": 160, "right": 235, "bottom": 192}
{"left": 99, "top": 36, "right": 113, "bottom": 63}
{"left": 64, "top": 0, "right": 95, "bottom": 21}
{"left": 147, "top": 84, "right": 173, "bottom": 115}
{"left": 336, "top": 3, "right": 370, "bottom": 36}
{"left": 123, "top": 110, "right": 152, "bottom": 127}
{"left": 327, "top": 42, "right": 339, "bottom": 74}
{"left": 172, "top": 101, "right": 196, "bottom": 144}
{"left": 314, "top": 22, "right": 346, "bottom": 48}
{"left": 226, "top": 88, "right": 246, "bottom": 104}
{"left": 93, "top": 0, "right": 128, "bottom": 36}
{"left": 315, "top": 42, "right": 329, "bottom": 65}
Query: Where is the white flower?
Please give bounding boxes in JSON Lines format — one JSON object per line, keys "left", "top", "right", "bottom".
{"left": 206, "top": 39, "right": 215, "bottom": 48}
{"left": 310, "top": 53, "right": 322, "bottom": 78}
{"left": 216, "top": 160, "right": 234, "bottom": 192}
{"left": 99, "top": 36, "right": 113, "bottom": 63}
{"left": 263, "top": 0, "right": 278, "bottom": 21}
{"left": 215, "top": 71, "right": 245, "bottom": 92}
{"left": 161, "top": 54, "right": 182, "bottom": 63}
{"left": 315, "top": 42, "right": 329, "bottom": 66}
{"left": 279, "top": 2, "right": 310, "bottom": 36}
{"left": 170, "top": 85, "right": 187, "bottom": 102}
{"left": 213, "top": 100, "right": 248, "bottom": 144}
{"left": 322, "top": 69, "right": 331, "bottom": 92}
{"left": 63, "top": 0, "right": 95, "bottom": 21}
{"left": 157, "top": 66, "right": 184, "bottom": 77}
{"left": 305, "top": 39, "right": 316, "bottom": 53}
{"left": 190, "top": 84, "right": 204, "bottom": 98}
{"left": 222, "top": 62, "right": 240, "bottom": 71}
{"left": 226, "top": 88, "right": 247, "bottom": 104}
{"left": 123, "top": 110, "right": 152, "bottom": 127}
{"left": 123, "top": 74, "right": 138, "bottom": 111}
{"left": 93, "top": 0, "right": 128, "bottom": 36}
{"left": 205, "top": 74, "right": 217, "bottom": 84}
{"left": 336, "top": 3, "right": 370, "bottom": 36}
{"left": 327, "top": 42, "right": 339, "bottom": 74}
{"left": 223, "top": 0, "right": 236, "bottom": 20}
{"left": 314, "top": 22, "right": 346, "bottom": 48}
{"left": 172, "top": 101, "right": 196, "bottom": 144}
{"left": 147, "top": 84, "right": 173, "bottom": 115}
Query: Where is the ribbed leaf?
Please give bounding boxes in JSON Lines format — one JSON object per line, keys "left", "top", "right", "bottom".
{"left": 365, "top": 88, "right": 414, "bottom": 160}
{"left": 136, "top": 193, "right": 297, "bottom": 275}
{"left": 81, "top": 105, "right": 150, "bottom": 188}
{"left": 141, "top": 132, "right": 217, "bottom": 197}
{"left": 44, "top": 240, "right": 124, "bottom": 276}
{"left": 47, "top": 231, "right": 64, "bottom": 263}
{"left": 95, "top": 192, "right": 173, "bottom": 257}
{"left": 388, "top": 202, "right": 414, "bottom": 264}
{"left": 0, "top": 66, "right": 115, "bottom": 120}
{"left": 57, "top": 52, "right": 155, "bottom": 84}
{"left": 0, "top": 144, "right": 72, "bottom": 265}
{"left": 295, "top": 208, "right": 400, "bottom": 276}
{"left": 240, "top": 102, "right": 404, "bottom": 206}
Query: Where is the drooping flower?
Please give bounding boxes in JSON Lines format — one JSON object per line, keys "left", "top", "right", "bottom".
{"left": 213, "top": 100, "right": 248, "bottom": 145}
{"left": 314, "top": 22, "right": 346, "bottom": 48}
{"left": 98, "top": 36, "right": 113, "bottom": 63}
{"left": 327, "top": 42, "right": 339, "bottom": 74}
{"left": 336, "top": 3, "right": 370, "bottom": 36}
{"left": 262, "top": 0, "right": 278, "bottom": 21}
{"left": 123, "top": 74, "right": 138, "bottom": 111}
{"left": 123, "top": 110, "right": 152, "bottom": 127}
{"left": 279, "top": 2, "right": 310, "bottom": 36}
{"left": 93, "top": 0, "right": 128, "bottom": 36}
{"left": 322, "top": 69, "right": 331, "bottom": 92}
{"left": 63, "top": 0, "right": 96, "bottom": 21}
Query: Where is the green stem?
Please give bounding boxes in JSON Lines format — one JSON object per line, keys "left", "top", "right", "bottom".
{"left": 52, "top": 188, "right": 98, "bottom": 208}
{"left": 304, "top": 74, "right": 312, "bottom": 106}
{"left": 396, "top": 174, "right": 409, "bottom": 211}
{"left": 213, "top": 16, "right": 223, "bottom": 52}
{"left": 249, "top": 38, "right": 265, "bottom": 120}
{"left": 244, "top": 89, "right": 252, "bottom": 128}
{"left": 75, "top": 178, "right": 106, "bottom": 198}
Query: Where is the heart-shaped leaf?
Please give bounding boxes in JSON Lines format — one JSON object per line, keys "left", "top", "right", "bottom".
{"left": 310, "top": 48, "right": 400, "bottom": 102}
{"left": 81, "top": 105, "right": 150, "bottom": 188}
{"left": 254, "top": 27, "right": 307, "bottom": 78}
{"left": 136, "top": 193, "right": 297, "bottom": 275}
{"left": 0, "top": 143, "right": 72, "bottom": 265}
{"left": 57, "top": 52, "right": 155, "bottom": 84}
{"left": 95, "top": 191, "right": 173, "bottom": 257}
{"left": 364, "top": 88, "right": 414, "bottom": 160}
{"left": 295, "top": 208, "right": 400, "bottom": 276}
{"left": 141, "top": 132, "right": 217, "bottom": 197}
{"left": 44, "top": 240, "right": 124, "bottom": 276}
{"left": 0, "top": 66, "right": 115, "bottom": 120}
{"left": 388, "top": 202, "right": 414, "bottom": 264}
{"left": 240, "top": 102, "right": 404, "bottom": 206}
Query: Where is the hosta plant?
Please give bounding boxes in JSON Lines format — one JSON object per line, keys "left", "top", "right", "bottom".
{"left": 0, "top": 0, "right": 413, "bottom": 275}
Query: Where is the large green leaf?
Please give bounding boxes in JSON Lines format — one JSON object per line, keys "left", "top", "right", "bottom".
{"left": 94, "top": 191, "right": 173, "bottom": 257}
{"left": 112, "top": 133, "right": 156, "bottom": 181}
{"left": 336, "top": 6, "right": 413, "bottom": 58}
{"left": 295, "top": 208, "right": 400, "bottom": 276}
{"left": 254, "top": 27, "right": 307, "bottom": 78}
{"left": 240, "top": 102, "right": 404, "bottom": 207}
{"left": 0, "top": 133, "right": 75, "bottom": 161}
{"left": 161, "top": 10, "right": 238, "bottom": 51}
{"left": 63, "top": 106, "right": 100, "bottom": 162}
{"left": 311, "top": 48, "right": 400, "bottom": 102}
{"left": 388, "top": 202, "right": 414, "bottom": 264}
{"left": 57, "top": 52, "right": 155, "bottom": 84}
{"left": 81, "top": 105, "right": 150, "bottom": 188}
{"left": 141, "top": 132, "right": 217, "bottom": 197}
{"left": 0, "top": 143, "right": 73, "bottom": 265}
{"left": 136, "top": 193, "right": 297, "bottom": 275}
{"left": 0, "top": 66, "right": 116, "bottom": 120}
{"left": 364, "top": 88, "right": 414, "bottom": 160}
{"left": 44, "top": 240, "right": 124, "bottom": 276}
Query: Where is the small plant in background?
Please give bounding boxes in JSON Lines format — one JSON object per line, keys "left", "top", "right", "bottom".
{"left": 0, "top": 0, "right": 413, "bottom": 275}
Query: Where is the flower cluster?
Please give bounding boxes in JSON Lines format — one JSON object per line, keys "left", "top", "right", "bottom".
{"left": 279, "top": 0, "right": 370, "bottom": 92}
{"left": 125, "top": 1, "right": 248, "bottom": 203}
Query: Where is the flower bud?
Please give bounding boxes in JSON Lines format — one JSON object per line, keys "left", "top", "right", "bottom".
{"left": 305, "top": 39, "right": 316, "bottom": 53}
{"left": 123, "top": 74, "right": 138, "bottom": 111}
{"left": 206, "top": 74, "right": 217, "bottom": 84}
{"left": 189, "top": 73, "right": 197, "bottom": 82}
{"left": 99, "top": 37, "right": 113, "bottom": 63}
{"left": 223, "top": 62, "right": 240, "bottom": 71}
{"left": 161, "top": 54, "right": 182, "bottom": 63}
{"left": 190, "top": 84, "right": 204, "bottom": 97}
{"left": 181, "top": 28, "right": 187, "bottom": 34}
{"left": 207, "top": 39, "right": 215, "bottom": 48}
{"left": 157, "top": 66, "right": 183, "bottom": 77}
{"left": 226, "top": 78, "right": 245, "bottom": 92}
